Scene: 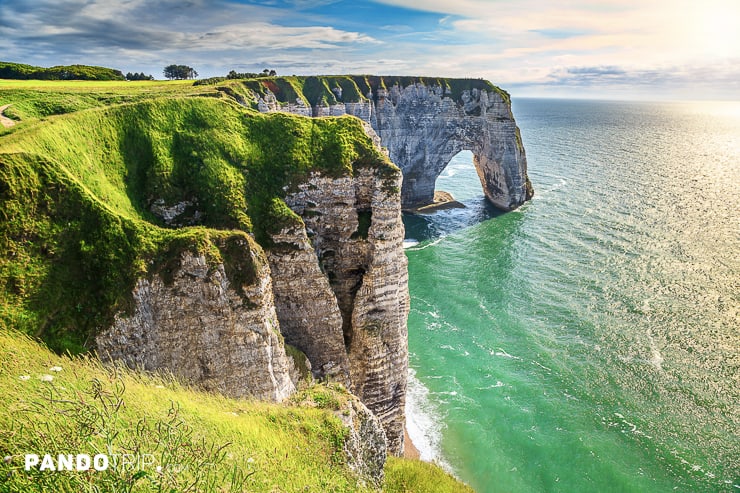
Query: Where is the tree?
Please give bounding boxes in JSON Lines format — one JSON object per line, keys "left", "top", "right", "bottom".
{"left": 225, "top": 69, "right": 277, "bottom": 79}
{"left": 163, "top": 64, "right": 198, "bottom": 80}
{"left": 126, "top": 71, "right": 154, "bottom": 81}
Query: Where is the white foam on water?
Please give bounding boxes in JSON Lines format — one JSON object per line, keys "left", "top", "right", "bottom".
{"left": 492, "top": 347, "right": 521, "bottom": 360}
{"left": 405, "top": 367, "right": 453, "bottom": 470}
{"left": 406, "top": 237, "right": 445, "bottom": 251}
{"left": 403, "top": 239, "right": 420, "bottom": 249}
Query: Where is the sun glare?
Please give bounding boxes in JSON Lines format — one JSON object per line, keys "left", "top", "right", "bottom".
{"left": 695, "top": 2, "right": 740, "bottom": 57}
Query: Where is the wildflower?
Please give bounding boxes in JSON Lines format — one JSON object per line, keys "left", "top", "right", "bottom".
{"left": 154, "top": 385, "right": 165, "bottom": 389}
{"left": 49, "top": 366, "right": 63, "bottom": 372}
{"left": 18, "top": 375, "right": 30, "bottom": 381}
{"left": 39, "top": 374, "right": 54, "bottom": 382}
{"left": 247, "top": 457, "right": 255, "bottom": 464}
{"left": 3, "top": 456, "right": 11, "bottom": 464}
{"left": 156, "top": 465, "right": 163, "bottom": 474}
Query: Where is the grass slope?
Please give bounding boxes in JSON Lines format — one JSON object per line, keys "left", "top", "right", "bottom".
{"left": 0, "top": 329, "right": 472, "bottom": 492}
{"left": 0, "top": 94, "right": 394, "bottom": 353}
{"left": 0, "top": 79, "right": 474, "bottom": 492}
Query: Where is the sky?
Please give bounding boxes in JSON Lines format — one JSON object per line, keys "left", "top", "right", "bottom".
{"left": 1, "top": 0, "right": 739, "bottom": 100}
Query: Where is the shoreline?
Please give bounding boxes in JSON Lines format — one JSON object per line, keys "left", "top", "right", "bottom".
{"left": 404, "top": 428, "right": 421, "bottom": 459}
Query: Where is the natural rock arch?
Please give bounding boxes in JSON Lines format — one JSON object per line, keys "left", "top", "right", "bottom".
{"left": 245, "top": 76, "right": 533, "bottom": 211}
{"left": 368, "top": 82, "right": 533, "bottom": 210}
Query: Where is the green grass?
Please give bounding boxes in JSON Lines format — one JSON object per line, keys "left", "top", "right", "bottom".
{"left": 385, "top": 458, "right": 475, "bottom": 493}
{"left": 0, "top": 328, "right": 470, "bottom": 492}
{"left": 0, "top": 83, "right": 397, "bottom": 353}
{"left": 0, "top": 79, "right": 218, "bottom": 122}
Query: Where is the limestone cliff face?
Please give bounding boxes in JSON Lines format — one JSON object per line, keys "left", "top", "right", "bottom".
{"left": 246, "top": 76, "right": 532, "bottom": 210}
{"left": 373, "top": 83, "right": 531, "bottom": 210}
{"left": 339, "top": 395, "right": 388, "bottom": 488}
{"left": 268, "top": 167, "right": 409, "bottom": 454}
{"left": 96, "top": 248, "right": 298, "bottom": 402}
{"left": 96, "top": 155, "right": 409, "bottom": 455}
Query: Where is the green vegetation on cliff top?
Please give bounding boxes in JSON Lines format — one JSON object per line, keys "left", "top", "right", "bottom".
{"left": 0, "top": 89, "right": 391, "bottom": 354}
{"left": 202, "top": 75, "right": 510, "bottom": 108}
{"left": 0, "top": 61, "right": 125, "bottom": 81}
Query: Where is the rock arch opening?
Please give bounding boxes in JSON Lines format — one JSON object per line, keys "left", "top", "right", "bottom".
{"left": 433, "top": 150, "right": 486, "bottom": 204}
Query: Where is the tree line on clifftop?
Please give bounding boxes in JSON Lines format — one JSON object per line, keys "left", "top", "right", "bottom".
{"left": 0, "top": 60, "right": 278, "bottom": 82}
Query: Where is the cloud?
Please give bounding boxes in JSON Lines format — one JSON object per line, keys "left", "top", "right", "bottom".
{"left": 546, "top": 62, "right": 740, "bottom": 89}
{"left": 0, "top": 0, "right": 738, "bottom": 99}
{"left": 0, "top": 0, "right": 378, "bottom": 72}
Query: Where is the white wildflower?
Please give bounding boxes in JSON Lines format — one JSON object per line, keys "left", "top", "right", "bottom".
{"left": 18, "top": 375, "right": 30, "bottom": 381}
{"left": 156, "top": 465, "right": 163, "bottom": 473}
{"left": 49, "top": 366, "right": 63, "bottom": 372}
{"left": 39, "top": 374, "right": 54, "bottom": 382}
{"left": 247, "top": 457, "right": 255, "bottom": 464}
{"left": 3, "top": 455, "right": 11, "bottom": 464}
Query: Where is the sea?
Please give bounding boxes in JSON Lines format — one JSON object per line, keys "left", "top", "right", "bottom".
{"left": 403, "top": 98, "right": 739, "bottom": 493}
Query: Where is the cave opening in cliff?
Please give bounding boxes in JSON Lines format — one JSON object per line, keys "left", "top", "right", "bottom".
{"left": 434, "top": 150, "right": 485, "bottom": 204}
{"left": 402, "top": 149, "right": 501, "bottom": 242}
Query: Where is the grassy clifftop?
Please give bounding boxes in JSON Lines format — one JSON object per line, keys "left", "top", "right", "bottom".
{"left": 0, "top": 89, "right": 393, "bottom": 354}
{"left": 196, "top": 75, "right": 511, "bottom": 108}
{"left": 0, "top": 79, "right": 474, "bottom": 492}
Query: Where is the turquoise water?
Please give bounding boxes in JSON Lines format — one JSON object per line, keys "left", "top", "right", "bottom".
{"left": 403, "top": 99, "right": 739, "bottom": 492}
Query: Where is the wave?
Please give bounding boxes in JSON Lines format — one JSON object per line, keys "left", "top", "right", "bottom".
{"left": 405, "top": 367, "right": 453, "bottom": 470}
{"left": 403, "top": 239, "right": 420, "bottom": 249}
{"left": 405, "top": 237, "right": 445, "bottom": 251}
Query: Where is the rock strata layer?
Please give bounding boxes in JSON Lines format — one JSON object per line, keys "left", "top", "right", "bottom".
{"left": 268, "top": 167, "right": 409, "bottom": 454}
{"left": 97, "top": 247, "right": 297, "bottom": 401}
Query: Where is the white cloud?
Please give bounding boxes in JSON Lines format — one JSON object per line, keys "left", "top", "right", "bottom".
{"left": 1, "top": 0, "right": 738, "bottom": 98}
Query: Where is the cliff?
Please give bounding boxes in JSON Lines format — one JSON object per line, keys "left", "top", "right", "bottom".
{"left": 0, "top": 76, "right": 531, "bottom": 463}
{"left": 219, "top": 75, "right": 533, "bottom": 210}
{"left": 0, "top": 96, "right": 409, "bottom": 457}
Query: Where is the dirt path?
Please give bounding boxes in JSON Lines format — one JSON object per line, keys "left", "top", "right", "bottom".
{"left": 0, "top": 104, "right": 17, "bottom": 128}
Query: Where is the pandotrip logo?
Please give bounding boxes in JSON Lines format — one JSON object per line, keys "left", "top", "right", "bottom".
{"left": 15, "top": 453, "right": 161, "bottom": 473}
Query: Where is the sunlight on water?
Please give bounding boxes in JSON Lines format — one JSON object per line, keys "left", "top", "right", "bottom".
{"left": 404, "top": 99, "right": 740, "bottom": 493}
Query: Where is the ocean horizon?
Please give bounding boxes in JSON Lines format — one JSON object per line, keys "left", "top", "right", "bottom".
{"left": 403, "top": 97, "right": 739, "bottom": 492}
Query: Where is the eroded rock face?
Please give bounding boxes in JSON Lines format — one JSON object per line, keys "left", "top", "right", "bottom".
{"left": 268, "top": 167, "right": 410, "bottom": 455}
{"left": 267, "top": 220, "right": 351, "bottom": 386}
{"left": 96, "top": 249, "right": 297, "bottom": 402}
{"left": 374, "top": 84, "right": 532, "bottom": 210}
